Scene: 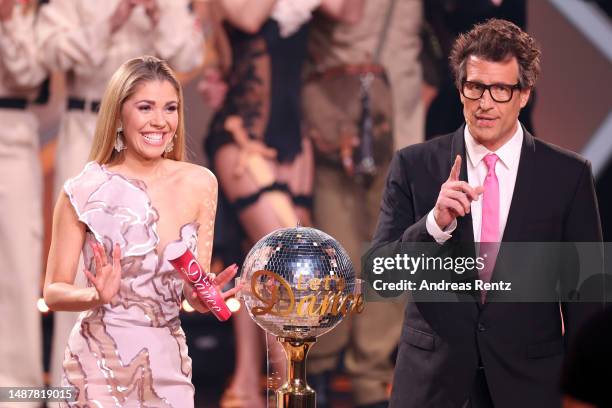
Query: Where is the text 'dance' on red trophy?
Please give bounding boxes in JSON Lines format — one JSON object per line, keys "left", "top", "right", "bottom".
{"left": 238, "top": 226, "right": 364, "bottom": 408}
{"left": 167, "top": 242, "right": 231, "bottom": 321}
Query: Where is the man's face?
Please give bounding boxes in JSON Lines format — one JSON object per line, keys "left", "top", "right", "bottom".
{"left": 460, "top": 55, "right": 531, "bottom": 151}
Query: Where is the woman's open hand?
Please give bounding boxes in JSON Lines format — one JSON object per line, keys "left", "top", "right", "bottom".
{"left": 84, "top": 242, "right": 122, "bottom": 304}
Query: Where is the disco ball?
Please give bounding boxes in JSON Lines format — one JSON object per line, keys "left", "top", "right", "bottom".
{"left": 240, "top": 226, "right": 359, "bottom": 340}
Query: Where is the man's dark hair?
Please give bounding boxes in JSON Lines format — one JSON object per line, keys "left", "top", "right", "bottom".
{"left": 449, "top": 18, "right": 541, "bottom": 90}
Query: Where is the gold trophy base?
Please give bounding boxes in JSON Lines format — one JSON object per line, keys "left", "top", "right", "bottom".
{"left": 276, "top": 337, "right": 316, "bottom": 408}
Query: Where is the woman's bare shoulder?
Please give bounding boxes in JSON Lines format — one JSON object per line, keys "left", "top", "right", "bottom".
{"left": 56, "top": 190, "right": 76, "bottom": 218}
{"left": 53, "top": 190, "right": 85, "bottom": 232}
{"left": 170, "top": 161, "right": 218, "bottom": 193}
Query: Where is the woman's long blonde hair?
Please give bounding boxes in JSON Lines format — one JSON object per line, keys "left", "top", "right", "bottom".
{"left": 89, "top": 56, "right": 186, "bottom": 164}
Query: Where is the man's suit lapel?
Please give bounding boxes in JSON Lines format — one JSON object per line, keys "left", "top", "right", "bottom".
{"left": 450, "top": 126, "right": 475, "bottom": 244}
{"left": 485, "top": 127, "right": 536, "bottom": 306}
{"left": 500, "top": 127, "right": 536, "bottom": 243}
{"left": 449, "top": 127, "right": 480, "bottom": 307}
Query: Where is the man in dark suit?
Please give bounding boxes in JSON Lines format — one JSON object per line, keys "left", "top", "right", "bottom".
{"left": 372, "top": 19, "right": 603, "bottom": 407}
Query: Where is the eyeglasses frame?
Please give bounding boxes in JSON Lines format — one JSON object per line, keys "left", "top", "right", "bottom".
{"left": 461, "top": 80, "right": 522, "bottom": 103}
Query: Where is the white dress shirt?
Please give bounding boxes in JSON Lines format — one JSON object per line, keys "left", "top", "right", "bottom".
{"left": 426, "top": 122, "right": 524, "bottom": 243}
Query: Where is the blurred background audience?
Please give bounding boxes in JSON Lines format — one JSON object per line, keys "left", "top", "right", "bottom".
{"left": 301, "top": 1, "right": 421, "bottom": 407}
{"left": 200, "top": 1, "right": 358, "bottom": 407}
{"left": 0, "top": 2, "right": 47, "bottom": 406}
{"left": 0, "top": 0, "right": 610, "bottom": 407}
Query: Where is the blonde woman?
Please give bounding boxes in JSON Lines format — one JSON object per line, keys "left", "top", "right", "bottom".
{"left": 44, "top": 56, "right": 238, "bottom": 407}
{"left": 35, "top": 2, "right": 205, "bottom": 385}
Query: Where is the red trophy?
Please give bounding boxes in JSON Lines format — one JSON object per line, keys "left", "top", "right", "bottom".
{"left": 167, "top": 242, "right": 232, "bottom": 321}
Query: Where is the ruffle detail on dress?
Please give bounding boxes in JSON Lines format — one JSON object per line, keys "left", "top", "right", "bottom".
{"left": 64, "top": 161, "right": 159, "bottom": 257}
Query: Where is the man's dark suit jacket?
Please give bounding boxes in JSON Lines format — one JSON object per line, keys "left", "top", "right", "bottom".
{"left": 372, "top": 125, "right": 603, "bottom": 408}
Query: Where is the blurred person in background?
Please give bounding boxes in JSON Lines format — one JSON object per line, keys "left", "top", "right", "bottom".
{"left": 35, "top": 0, "right": 204, "bottom": 388}
{"left": 421, "top": 0, "right": 534, "bottom": 140}
{"left": 0, "top": 0, "right": 47, "bottom": 402}
{"left": 301, "top": 0, "right": 422, "bottom": 407}
{"left": 199, "top": 1, "right": 361, "bottom": 407}
{"left": 562, "top": 306, "right": 612, "bottom": 408}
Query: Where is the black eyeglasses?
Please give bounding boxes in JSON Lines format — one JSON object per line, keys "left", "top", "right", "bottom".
{"left": 461, "top": 80, "right": 522, "bottom": 103}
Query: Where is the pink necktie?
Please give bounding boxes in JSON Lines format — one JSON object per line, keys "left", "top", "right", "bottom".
{"left": 479, "top": 154, "right": 499, "bottom": 302}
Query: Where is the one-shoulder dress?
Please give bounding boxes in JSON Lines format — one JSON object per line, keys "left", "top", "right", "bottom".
{"left": 60, "top": 161, "right": 198, "bottom": 408}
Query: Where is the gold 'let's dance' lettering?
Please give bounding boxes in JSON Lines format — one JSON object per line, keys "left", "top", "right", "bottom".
{"left": 249, "top": 270, "right": 363, "bottom": 318}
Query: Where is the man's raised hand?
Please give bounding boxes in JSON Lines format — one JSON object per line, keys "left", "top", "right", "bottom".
{"left": 433, "top": 155, "right": 484, "bottom": 229}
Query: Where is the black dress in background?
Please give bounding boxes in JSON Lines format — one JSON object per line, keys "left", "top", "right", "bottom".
{"left": 205, "top": 20, "right": 310, "bottom": 265}
{"left": 206, "top": 20, "right": 309, "bottom": 163}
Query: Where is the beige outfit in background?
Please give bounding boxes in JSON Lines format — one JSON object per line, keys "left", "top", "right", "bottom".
{"left": 308, "top": 0, "right": 423, "bottom": 150}
{"left": 36, "top": 0, "right": 204, "bottom": 388}
{"left": 304, "top": 0, "right": 422, "bottom": 405}
{"left": 380, "top": 0, "right": 423, "bottom": 149}
{"left": 0, "top": 6, "right": 46, "bottom": 407}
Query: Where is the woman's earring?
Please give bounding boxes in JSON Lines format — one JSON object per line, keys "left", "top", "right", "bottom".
{"left": 114, "top": 127, "right": 126, "bottom": 152}
{"left": 164, "top": 135, "right": 175, "bottom": 153}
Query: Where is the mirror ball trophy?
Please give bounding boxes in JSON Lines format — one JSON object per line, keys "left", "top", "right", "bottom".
{"left": 238, "top": 226, "right": 364, "bottom": 408}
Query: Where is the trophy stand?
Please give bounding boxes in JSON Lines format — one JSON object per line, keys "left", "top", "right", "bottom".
{"left": 276, "top": 337, "right": 317, "bottom": 408}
